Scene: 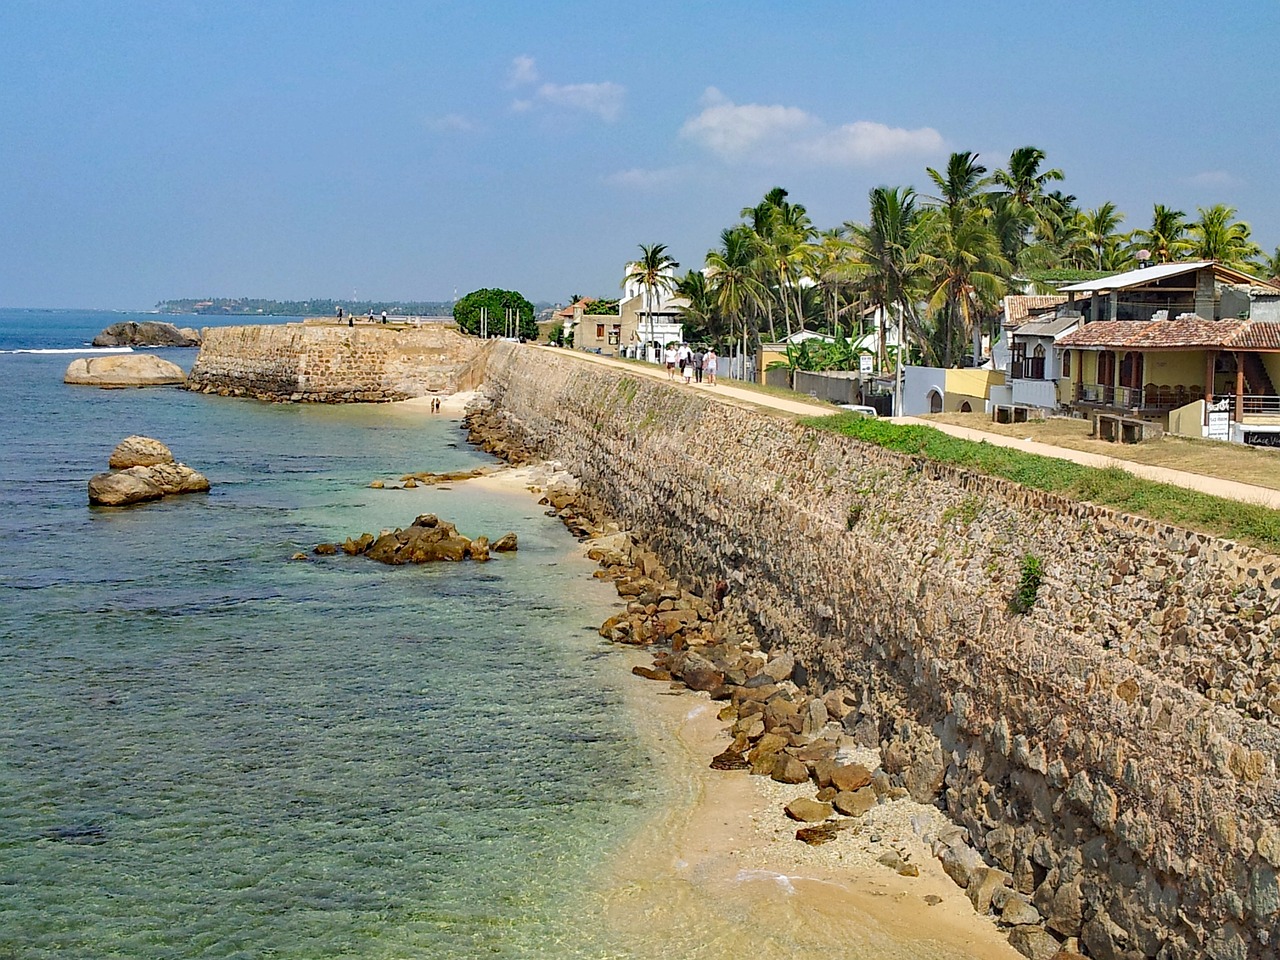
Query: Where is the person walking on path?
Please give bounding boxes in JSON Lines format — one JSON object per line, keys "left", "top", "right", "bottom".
{"left": 703, "top": 348, "right": 718, "bottom": 385}
{"left": 693, "top": 347, "right": 704, "bottom": 383}
{"left": 663, "top": 343, "right": 678, "bottom": 379}
{"left": 681, "top": 351, "right": 694, "bottom": 384}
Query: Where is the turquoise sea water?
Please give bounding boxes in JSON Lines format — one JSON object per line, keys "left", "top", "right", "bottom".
{"left": 0, "top": 310, "right": 653, "bottom": 959}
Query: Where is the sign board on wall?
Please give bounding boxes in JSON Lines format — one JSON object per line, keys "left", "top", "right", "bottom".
{"left": 859, "top": 353, "right": 873, "bottom": 374}
{"left": 1207, "top": 411, "right": 1230, "bottom": 441}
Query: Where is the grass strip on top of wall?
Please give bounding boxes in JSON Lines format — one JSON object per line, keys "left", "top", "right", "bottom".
{"left": 803, "top": 413, "right": 1280, "bottom": 554}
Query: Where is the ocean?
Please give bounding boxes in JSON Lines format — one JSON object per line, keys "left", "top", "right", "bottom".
{"left": 0, "top": 309, "right": 658, "bottom": 959}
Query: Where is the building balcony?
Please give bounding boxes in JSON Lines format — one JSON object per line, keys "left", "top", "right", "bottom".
{"left": 1073, "top": 382, "right": 1203, "bottom": 412}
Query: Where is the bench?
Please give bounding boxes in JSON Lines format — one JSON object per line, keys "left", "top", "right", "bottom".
{"left": 1093, "top": 413, "right": 1162, "bottom": 443}
{"left": 992, "top": 403, "right": 1033, "bottom": 424}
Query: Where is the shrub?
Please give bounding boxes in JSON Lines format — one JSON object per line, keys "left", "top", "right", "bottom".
{"left": 1010, "top": 554, "right": 1044, "bottom": 614}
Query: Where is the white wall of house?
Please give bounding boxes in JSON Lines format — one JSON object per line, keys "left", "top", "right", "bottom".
{"left": 1010, "top": 379, "right": 1059, "bottom": 409}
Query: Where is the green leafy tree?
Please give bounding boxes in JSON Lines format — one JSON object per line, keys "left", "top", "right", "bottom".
{"left": 583, "top": 298, "right": 620, "bottom": 315}
{"left": 453, "top": 288, "right": 536, "bottom": 339}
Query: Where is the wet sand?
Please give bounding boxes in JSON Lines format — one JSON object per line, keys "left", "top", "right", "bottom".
{"left": 593, "top": 670, "right": 1022, "bottom": 960}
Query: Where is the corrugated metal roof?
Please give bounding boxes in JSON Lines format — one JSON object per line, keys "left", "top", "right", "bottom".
{"left": 1016, "top": 315, "right": 1082, "bottom": 338}
{"left": 1058, "top": 262, "right": 1212, "bottom": 293}
{"left": 1059, "top": 261, "right": 1280, "bottom": 294}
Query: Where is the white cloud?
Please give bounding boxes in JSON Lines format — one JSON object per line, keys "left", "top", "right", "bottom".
{"left": 533, "top": 81, "right": 625, "bottom": 122}
{"left": 679, "top": 87, "right": 944, "bottom": 167}
{"left": 679, "top": 88, "right": 813, "bottom": 158}
{"left": 1186, "top": 169, "right": 1242, "bottom": 187}
{"left": 604, "top": 166, "right": 686, "bottom": 189}
{"left": 505, "top": 55, "right": 625, "bottom": 122}
{"left": 508, "top": 55, "right": 539, "bottom": 87}
{"left": 799, "top": 120, "right": 945, "bottom": 164}
{"left": 427, "top": 113, "right": 480, "bottom": 133}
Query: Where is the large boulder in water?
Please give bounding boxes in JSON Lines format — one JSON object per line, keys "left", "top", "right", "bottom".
{"left": 92, "top": 321, "right": 201, "bottom": 347}
{"left": 65, "top": 354, "right": 186, "bottom": 387}
{"left": 87, "top": 470, "right": 165, "bottom": 506}
{"left": 109, "top": 436, "right": 174, "bottom": 469}
{"left": 88, "top": 436, "right": 210, "bottom": 506}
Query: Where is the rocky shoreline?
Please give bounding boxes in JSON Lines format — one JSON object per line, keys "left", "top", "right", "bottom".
{"left": 464, "top": 399, "right": 1084, "bottom": 960}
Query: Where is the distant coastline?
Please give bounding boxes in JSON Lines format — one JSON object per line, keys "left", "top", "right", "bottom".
{"left": 155, "top": 297, "right": 461, "bottom": 317}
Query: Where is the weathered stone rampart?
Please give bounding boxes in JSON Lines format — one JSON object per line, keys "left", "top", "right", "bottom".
{"left": 186, "top": 323, "right": 481, "bottom": 401}
{"left": 479, "top": 344, "right": 1280, "bottom": 959}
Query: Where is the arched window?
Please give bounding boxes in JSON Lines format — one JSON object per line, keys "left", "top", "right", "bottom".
{"left": 1030, "top": 344, "right": 1047, "bottom": 379}
{"left": 1062, "top": 349, "right": 1072, "bottom": 379}
{"left": 928, "top": 389, "right": 943, "bottom": 414}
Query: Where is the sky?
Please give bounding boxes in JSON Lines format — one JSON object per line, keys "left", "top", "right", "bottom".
{"left": 2, "top": 0, "right": 1278, "bottom": 309}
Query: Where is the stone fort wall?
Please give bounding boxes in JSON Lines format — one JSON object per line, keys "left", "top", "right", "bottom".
{"left": 480, "top": 343, "right": 1280, "bottom": 960}
{"left": 186, "top": 322, "right": 481, "bottom": 401}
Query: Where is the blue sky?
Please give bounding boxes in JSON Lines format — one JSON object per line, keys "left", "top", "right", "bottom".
{"left": 2, "top": 0, "right": 1277, "bottom": 309}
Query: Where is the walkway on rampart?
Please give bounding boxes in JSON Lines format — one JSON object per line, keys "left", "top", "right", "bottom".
{"left": 533, "top": 345, "right": 1280, "bottom": 510}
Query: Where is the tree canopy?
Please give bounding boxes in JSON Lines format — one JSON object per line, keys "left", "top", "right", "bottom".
{"left": 452, "top": 288, "right": 537, "bottom": 340}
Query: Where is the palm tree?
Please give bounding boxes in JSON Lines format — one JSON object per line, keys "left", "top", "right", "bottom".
{"left": 706, "top": 226, "right": 767, "bottom": 366}
{"left": 991, "top": 146, "right": 1064, "bottom": 258}
{"left": 926, "top": 151, "right": 989, "bottom": 214}
{"left": 1130, "top": 205, "right": 1190, "bottom": 264}
{"left": 922, "top": 206, "right": 1011, "bottom": 366}
{"left": 813, "top": 228, "right": 855, "bottom": 335}
{"left": 993, "top": 147, "right": 1064, "bottom": 206}
{"left": 1188, "top": 205, "right": 1263, "bottom": 270}
{"left": 674, "top": 268, "right": 719, "bottom": 344}
{"left": 624, "top": 243, "right": 679, "bottom": 359}
{"left": 1078, "top": 203, "right": 1128, "bottom": 270}
{"left": 846, "top": 186, "right": 930, "bottom": 373}
{"left": 1257, "top": 246, "right": 1280, "bottom": 283}
{"left": 740, "top": 187, "right": 816, "bottom": 339}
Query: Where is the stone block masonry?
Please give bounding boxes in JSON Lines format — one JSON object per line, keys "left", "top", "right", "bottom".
{"left": 478, "top": 343, "right": 1280, "bottom": 960}
{"left": 186, "top": 323, "right": 482, "bottom": 401}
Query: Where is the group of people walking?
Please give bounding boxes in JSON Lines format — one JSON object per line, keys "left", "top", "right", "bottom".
{"left": 662, "top": 343, "right": 718, "bottom": 386}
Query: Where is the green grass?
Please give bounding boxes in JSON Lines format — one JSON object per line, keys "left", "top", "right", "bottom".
{"left": 804, "top": 413, "right": 1280, "bottom": 553}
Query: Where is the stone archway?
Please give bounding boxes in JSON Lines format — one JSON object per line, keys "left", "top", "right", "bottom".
{"left": 928, "top": 389, "right": 943, "bottom": 414}
{"left": 960, "top": 400, "right": 973, "bottom": 413}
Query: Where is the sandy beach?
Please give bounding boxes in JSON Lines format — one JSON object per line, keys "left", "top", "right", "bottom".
{"left": 451, "top": 456, "right": 1023, "bottom": 959}
{"left": 590, "top": 664, "right": 1022, "bottom": 960}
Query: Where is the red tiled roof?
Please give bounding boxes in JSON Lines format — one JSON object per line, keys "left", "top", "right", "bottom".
{"left": 1226, "top": 322, "right": 1280, "bottom": 350}
{"left": 1056, "top": 317, "right": 1243, "bottom": 350}
{"left": 1003, "top": 295, "right": 1067, "bottom": 327}
{"left": 554, "top": 297, "right": 597, "bottom": 319}
{"left": 1057, "top": 317, "right": 1280, "bottom": 351}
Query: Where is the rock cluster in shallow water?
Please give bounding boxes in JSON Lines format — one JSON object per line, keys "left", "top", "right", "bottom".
{"left": 313, "top": 514, "right": 517, "bottom": 564}
{"left": 88, "top": 436, "right": 210, "bottom": 506}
